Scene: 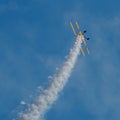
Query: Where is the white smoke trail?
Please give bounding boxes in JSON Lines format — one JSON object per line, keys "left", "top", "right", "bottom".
{"left": 19, "top": 36, "right": 82, "bottom": 120}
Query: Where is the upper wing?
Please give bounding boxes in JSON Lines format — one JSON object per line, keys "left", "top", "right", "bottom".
{"left": 70, "top": 22, "right": 77, "bottom": 37}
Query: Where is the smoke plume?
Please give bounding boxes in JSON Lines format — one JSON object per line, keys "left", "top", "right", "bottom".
{"left": 19, "top": 36, "right": 82, "bottom": 120}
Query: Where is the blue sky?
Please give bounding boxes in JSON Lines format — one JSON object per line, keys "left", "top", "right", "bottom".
{"left": 0, "top": 0, "right": 120, "bottom": 120}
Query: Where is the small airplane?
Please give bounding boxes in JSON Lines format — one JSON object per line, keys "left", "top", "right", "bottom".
{"left": 70, "top": 21, "right": 90, "bottom": 56}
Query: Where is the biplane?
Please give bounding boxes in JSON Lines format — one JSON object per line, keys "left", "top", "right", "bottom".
{"left": 70, "top": 21, "right": 90, "bottom": 56}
